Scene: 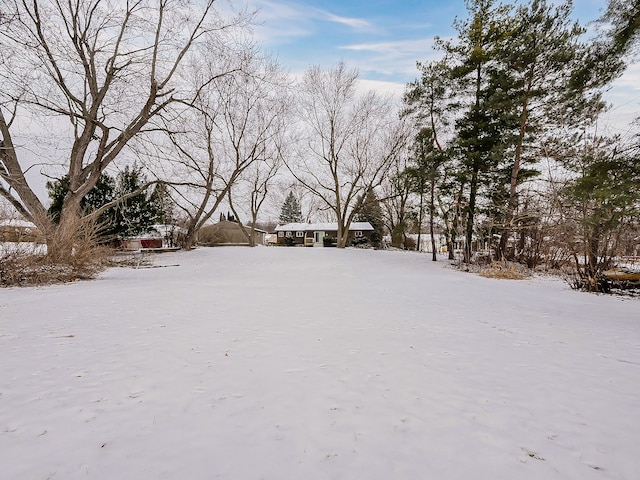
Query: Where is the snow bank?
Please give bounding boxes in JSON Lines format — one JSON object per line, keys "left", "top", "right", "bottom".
{"left": 1, "top": 248, "right": 638, "bottom": 479}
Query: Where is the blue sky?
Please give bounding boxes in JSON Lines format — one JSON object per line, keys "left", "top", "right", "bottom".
{"left": 247, "top": 0, "right": 638, "bottom": 132}
{"left": 249, "top": 0, "right": 607, "bottom": 87}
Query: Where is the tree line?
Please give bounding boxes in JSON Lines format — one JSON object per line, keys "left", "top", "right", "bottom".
{"left": 0, "top": 0, "right": 638, "bottom": 288}
{"left": 396, "top": 0, "right": 639, "bottom": 290}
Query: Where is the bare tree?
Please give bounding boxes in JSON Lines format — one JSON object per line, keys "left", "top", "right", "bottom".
{"left": 0, "top": 0, "right": 250, "bottom": 260}
{"left": 380, "top": 149, "right": 413, "bottom": 248}
{"left": 232, "top": 149, "right": 283, "bottom": 246}
{"left": 289, "top": 63, "right": 409, "bottom": 248}
{"left": 164, "top": 52, "right": 290, "bottom": 249}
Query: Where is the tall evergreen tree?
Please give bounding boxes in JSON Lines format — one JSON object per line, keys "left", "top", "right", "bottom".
{"left": 47, "top": 173, "right": 116, "bottom": 237}
{"left": 404, "top": 61, "right": 453, "bottom": 259}
{"left": 441, "top": 0, "right": 515, "bottom": 262}
{"left": 572, "top": 0, "right": 640, "bottom": 90}
{"left": 355, "top": 189, "right": 385, "bottom": 248}
{"left": 279, "top": 191, "right": 303, "bottom": 224}
{"left": 112, "top": 165, "right": 160, "bottom": 238}
{"left": 405, "top": 128, "right": 447, "bottom": 260}
{"left": 147, "top": 182, "right": 174, "bottom": 226}
{"left": 495, "top": 0, "right": 586, "bottom": 259}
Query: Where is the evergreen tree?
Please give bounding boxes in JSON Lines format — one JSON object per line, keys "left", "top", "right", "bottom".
{"left": 147, "top": 182, "right": 174, "bottom": 225}
{"left": 404, "top": 60, "right": 461, "bottom": 259}
{"left": 355, "top": 188, "right": 385, "bottom": 248}
{"left": 47, "top": 173, "right": 116, "bottom": 236}
{"left": 557, "top": 134, "right": 640, "bottom": 290}
{"left": 572, "top": 0, "right": 640, "bottom": 90}
{"left": 405, "top": 128, "right": 447, "bottom": 260}
{"left": 385, "top": 169, "right": 413, "bottom": 249}
{"left": 47, "top": 166, "right": 164, "bottom": 239}
{"left": 441, "top": 0, "right": 515, "bottom": 262}
{"left": 494, "top": 0, "right": 586, "bottom": 260}
{"left": 279, "top": 191, "right": 303, "bottom": 224}
{"left": 112, "top": 165, "right": 159, "bottom": 238}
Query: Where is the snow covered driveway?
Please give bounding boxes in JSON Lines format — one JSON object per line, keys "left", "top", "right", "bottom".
{"left": 1, "top": 247, "right": 639, "bottom": 479}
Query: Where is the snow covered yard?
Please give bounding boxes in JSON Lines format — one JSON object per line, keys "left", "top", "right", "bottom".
{"left": 1, "top": 247, "right": 638, "bottom": 480}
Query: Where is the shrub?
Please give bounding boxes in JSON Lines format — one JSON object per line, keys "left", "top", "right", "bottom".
{"left": 403, "top": 236, "right": 416, "bottom": 251}
{"left": 351, "top": 236, "right": 369, "bottom": 247}
{"left": 478, "top": 262, "right": 529, "bottom": 280}
{"left": 1, "top": 216, "right": 113, "bottom": 287}
{"left": 323, "top": 235, "right": 337, "bottom": 247}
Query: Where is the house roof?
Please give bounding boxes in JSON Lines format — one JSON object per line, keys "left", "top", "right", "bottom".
{"left": 275, "top": 222, "right": 374, "bottom": 232}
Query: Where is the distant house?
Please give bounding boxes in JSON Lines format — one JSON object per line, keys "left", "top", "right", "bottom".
{"left": 118, "top": 224, "right": 184, "bottom": 251}
{"left": 274, "top": 222, "right": 374, "bottom": 247}
{"left": 265, "top": 233, "right": 279, "bottom": 246}
{"left": 408, "top": 232, "right": 448, "bottom": 253}
{"left": 198, "top": 220, "right": 266, "bottom": 246}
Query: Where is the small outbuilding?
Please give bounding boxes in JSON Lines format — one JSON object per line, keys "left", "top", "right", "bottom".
{"left": 198, "top": 220, "right": 265, "bottom": 246}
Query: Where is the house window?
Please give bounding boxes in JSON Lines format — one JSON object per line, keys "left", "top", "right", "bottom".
{"left": 296, "top": 231, "right": 304, "bottom": 237}
{"left": 278, "top": 231, "right": 284, "bottom": 237}
{"left": 285, "top": 231, "right": 293, "bottom": 238}
{"left": 354, "top": 231, "right": 363, "bottom": 237}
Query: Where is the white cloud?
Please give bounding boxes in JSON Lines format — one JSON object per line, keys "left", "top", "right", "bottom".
{"left": 340, "top": 38, "right": 432, "bottom": 54}
{"left": 611, "top": 62, "right": 640, "bottom": 91}
{"left": 248, "top": 0, "right": 374, "bottom": 46}
{"left": 248, "top": 0, "right": 316, "bottom": 44}
{"left": 355, "top": 78, "right": 406, "bottom": 99}
{"left": 322, "top": 12, "right": 372, "bottom": 31}
{"left": 337, "top": 37, "right": 445, "bottom": 81}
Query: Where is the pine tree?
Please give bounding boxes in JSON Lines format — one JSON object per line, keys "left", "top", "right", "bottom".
{"left": 556, "top": 134, "right": 640, "bottom": 291}
{"left": 279, "top": 192, "right": 303, "bottom": 224}
{"left": 404, "top": 60, "right": 460, "bottom": 259}
{"left": 355, "top": 189, "right": 384, "bottom": 248}
{"left": 112, "top": 165, "right": 160, "bottom": 238}
{"left": 442, "top": 0, "right": 515, "bottom": 262}
{"left": 493, "top": 0, "right": 586, "bottom": 260}
{"left": 405, "top": 128, "right": 447, "bottom": 260}
{"left": 572, "top": 0, "right": 640, "bottom": 91}
{"left": 46, "top": 173, "right": 116, "bottom": 238}
{"left": 147, "top": 182, "right": 174, "bottom": 226}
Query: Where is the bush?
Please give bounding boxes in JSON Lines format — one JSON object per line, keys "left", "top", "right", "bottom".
{"left": 403, "top": 236, "right": 416, "bottom": 251}
{"left": 351, "top": 236, "right": 369, "bottom": 247}
{"left": 323, "top": 235, "right": 337, "bottom": 247}
{"left": 1, "top": 216, "right": 113, "bottom": 287}
{"left": 478, "top": 262, "right": 529, "bottom": 280}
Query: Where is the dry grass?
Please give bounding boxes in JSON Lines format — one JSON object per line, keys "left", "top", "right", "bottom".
{"left": 1, "top": 216, "right": 114, "bottom": 287}
{"left": 478, "top": 261, "right": 530, "bottom": 280}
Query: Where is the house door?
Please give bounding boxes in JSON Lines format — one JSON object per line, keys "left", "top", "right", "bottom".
{"left": 313, "top": 231, "right": 325, "bottom": 247}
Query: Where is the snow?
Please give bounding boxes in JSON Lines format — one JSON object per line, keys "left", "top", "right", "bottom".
{"left": 1, "top": 247, "right": 639, "bottom": 479}
{"left": 0, "top": 219, "right": 37, "bottom": 229}
{"left": 0, "top": 241, "right": 46, "bottom": 256}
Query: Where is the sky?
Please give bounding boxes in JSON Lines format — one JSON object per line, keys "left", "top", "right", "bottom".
{"left": 247, "top": 0, "right": 639, "bottom": 134}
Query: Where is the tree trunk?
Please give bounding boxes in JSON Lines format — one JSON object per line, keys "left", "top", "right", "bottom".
{"left": 181, "top": 224, "right": 198, "bottom": 250}
{"left": 337, "top": 229, "right": 349, "bottom": 248}
{"left": 417, "top": 188, "right": 425, "bottom": 254}
{"left": 465, "top": 167, "right": 479, "bottom": 263}
{"left": 498, "top": 74, "right": 533, "bottom": 261}
{"left": 587, "top": 226, "right": 601, "bottom": 282}
{"left": 248, "top": 219, "right": 258, "bottom": 247}
{"left": 45, "top": 199, "right": 82, "bottom": 262}
{"left": 429, "top": 179, "right": 437, "bottom": 261}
